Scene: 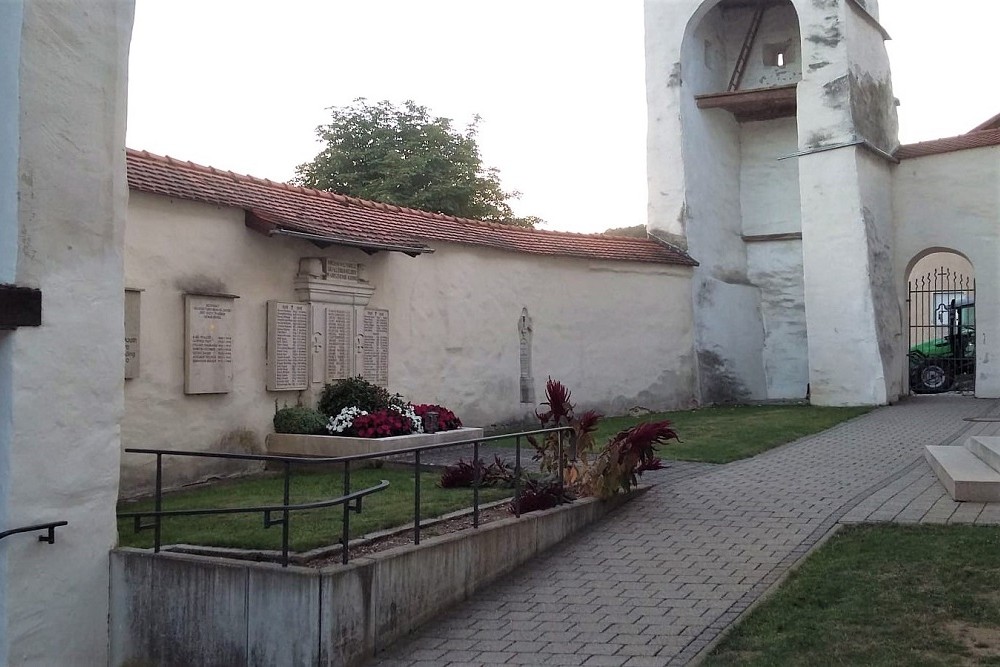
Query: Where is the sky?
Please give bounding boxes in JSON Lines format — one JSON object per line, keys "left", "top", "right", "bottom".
{"left": 126, "top": 0, "right": 1000, "bottom": 234}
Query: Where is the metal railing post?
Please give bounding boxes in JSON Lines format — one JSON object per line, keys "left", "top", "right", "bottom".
{"left": 341, "top": 460, "right": 351, "bottom": 565}
{"left": 557, "top": 430, "right": 565, "bottom": 504}
{"left": 154, "top": 453, "right": 163, "bottom": 553}
{"left": 414, "top": 450, "right": 421, "bottom": 545}
{"left": 473, "top": 441, "right": 480, "bottom": 528}
{"left": 514, "top": 435, "right": 522, "bottom": 518}
{"left": 281, "top": 461, "right": 291, "bottom": 566}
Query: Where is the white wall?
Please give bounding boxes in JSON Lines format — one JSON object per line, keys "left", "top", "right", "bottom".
{"left": 722, "top": 3, "right": 802, "bottom": 90}
{"left": 0, "top": 2, "right": 24, "bottom": 660}
{"left": 1, "top": 2, "right": 134, "bottom": 664}
{"left": 123, "top": 193, "right": 697, "bottom": 495}
{"left": 893, "top": 146, "right": 1000, "bottom": 396}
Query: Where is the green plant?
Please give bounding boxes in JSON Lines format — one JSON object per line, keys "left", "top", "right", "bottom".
{"left": 317, "top": 376, "right": 401, "bottom": 418}
{"left": 273, "top": 405, "right": 328, "bottom": 435}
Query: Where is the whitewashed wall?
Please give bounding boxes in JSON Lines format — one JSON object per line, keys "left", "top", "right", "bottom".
{"left": 0, "top": 1, "right": 133, "bottom": 664}
{"left": 123, "top": 193, "right": 697, "bottom": 495}
{"left": 893, "top": 146, "right": 1000, "bottom": 397}
{"left": 794, "top": 1, "right": 899, "bottom": 406}
{"left": 741, "top": 118, "right": 808, "bottom": 400}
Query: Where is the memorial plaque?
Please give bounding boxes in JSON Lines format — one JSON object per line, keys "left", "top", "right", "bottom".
{"left": 184, "top": 294, "right": 235, "bottom": 394}
{"left": 324, "top": 306, "right": 354, "bottom": 381}
{"left": 266, "top": 301, "right": 308, "bottom": 391}
{"left": 324, "top": 260, "right": 360, "bottom": 283}
{"left": 360, "top": 308, "right": 389, "bottom": 387}
{"left": 124, "top": 289, "right": 141, "bottom": 379}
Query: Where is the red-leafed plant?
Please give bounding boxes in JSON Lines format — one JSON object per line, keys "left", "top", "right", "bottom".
{"left": 528, "top": 377, "right": 605, "bottom": 480}
{"left": 584, "top": 420, "right": 679, "bottom": 498}
{"left": 351, "top": 408, "right": 416, "bottom": 438}
{"left": 438, "top": 459, "right": 477, "bottom": 488}
{"left": 439, "top": 456, "right": 515, "bottom": 489}
{"left": 521, "top": 378, "right": 680, "bottom": 503}
{"left": 413, "top": 404, "right": 463, "bottom": 431}
{"left": 509, "top": 477, "right": 574, "bottom": 515}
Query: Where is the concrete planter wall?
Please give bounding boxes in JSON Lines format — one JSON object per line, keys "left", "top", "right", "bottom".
{"left": 266, "top": 427, "right": 485, "bottom": 458}
{"left": 109, "top": 488, "right": 645, "bottom": 667}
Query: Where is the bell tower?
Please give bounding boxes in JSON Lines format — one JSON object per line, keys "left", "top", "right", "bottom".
{"left": 646, "top": 0, "right": 901, "bottom": 406}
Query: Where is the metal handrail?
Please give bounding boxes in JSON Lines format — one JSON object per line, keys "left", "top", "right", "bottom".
{"left": 0, "top": 521, "right": 68, "bottom": 544}
{"left": 121, "top": 425, "right": 574, "bottom": 566}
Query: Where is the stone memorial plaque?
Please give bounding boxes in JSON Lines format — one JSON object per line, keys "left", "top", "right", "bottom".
{"left": 184, "top": 294, "right": 235, "bottom": 394}
{"left": 266, "top": 301, "right": 308, "bottom": 391}
{"left": 360, "top": 308, "right": 389, "bottom": 387}
{"left": 324, "top": 306, "right": 354, "bottom": 381}
{"left": 124, "top": 289, "right": 141, "bottom": 379}
{"left": 324, "top": 260, "right": 360, "bottom": 283}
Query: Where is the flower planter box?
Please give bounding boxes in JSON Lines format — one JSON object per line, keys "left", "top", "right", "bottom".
{"left": 265, "top": 427, "right": 485, "bottom": 458}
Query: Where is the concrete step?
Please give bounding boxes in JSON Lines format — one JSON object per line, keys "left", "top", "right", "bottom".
{"left": 964, "top": 436, "right": 1000, "bottom": 476}
{"left": 925, "top": 445, "right": 1000, "bottom": 502}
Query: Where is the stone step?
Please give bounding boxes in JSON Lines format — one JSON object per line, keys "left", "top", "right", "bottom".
{"left": 964, "top": 436, "right": 1000, "bottom": 476}
{"left": 925, "top": 445, "right": 1000, "bottom": 502}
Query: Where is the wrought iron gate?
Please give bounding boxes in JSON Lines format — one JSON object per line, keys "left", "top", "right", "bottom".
{"left": 907, "top": 267, "right": 976, "bottom": 394}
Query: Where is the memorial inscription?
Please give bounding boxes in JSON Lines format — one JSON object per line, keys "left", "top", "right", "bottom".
{"left": 266, "top": 301, "right": 308, "bottom": 391}
{"left": 184, "top": 294, "right": 235, "bottom": 394}
{"left": 124, "top": 289, "right": 141, "bottom": 379}
{"left": 360, "top": 308, "right": 389, "bottom": 387}
{"left": 325, "top": 306, "right": 354, "bottom": 381}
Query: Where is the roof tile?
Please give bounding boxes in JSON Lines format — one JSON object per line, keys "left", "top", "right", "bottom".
{"left": 126, "top": 149, "right": 697, "bottom": 267}
{"left": 895, "top": 127, "right": 1000, "bottom": 160}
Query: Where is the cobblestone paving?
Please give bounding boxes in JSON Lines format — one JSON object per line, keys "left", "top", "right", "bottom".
{"left": 842, "top": 398, "right": 1000, "bottom": 526}
{"left": 370, "top": 395, "right": 997, "bottom": 667}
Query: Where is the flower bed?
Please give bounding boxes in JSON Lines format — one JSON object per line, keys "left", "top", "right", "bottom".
{"left": 265, "top": 427, "right": 485, "bottom": 458}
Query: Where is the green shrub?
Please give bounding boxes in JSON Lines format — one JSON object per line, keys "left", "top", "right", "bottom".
{"left": 273, "top": 405, "right": 328, "bottom": 435}
{"left": 318, "top": 376, "right": 402, "bottom": 418}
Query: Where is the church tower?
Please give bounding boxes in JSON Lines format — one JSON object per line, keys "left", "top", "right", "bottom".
{"left": 646, "top": 0, "right": 901, "bottom": 406}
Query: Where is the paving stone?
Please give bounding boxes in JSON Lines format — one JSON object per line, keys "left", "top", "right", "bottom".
{"left": 369, "top": 396, "right": 996, "bottom": 667}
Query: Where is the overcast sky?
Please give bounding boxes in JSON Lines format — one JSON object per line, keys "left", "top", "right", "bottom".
{"left": 127, "top": 0, "right": 1000, "bottom": 234}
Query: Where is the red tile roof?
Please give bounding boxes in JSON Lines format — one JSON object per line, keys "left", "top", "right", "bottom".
{"left": 895, "top": 127, "right": 1000, "bottom": 160}
{"left": 126, "top": 149, "right": 697, "bottom": 267}
{"left": 971, "top": 112, "right": 1000, "bottom": 133}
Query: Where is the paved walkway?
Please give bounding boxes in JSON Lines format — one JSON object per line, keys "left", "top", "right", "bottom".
{"left": 370, "top": 395, "right": 999, "bottom": 667}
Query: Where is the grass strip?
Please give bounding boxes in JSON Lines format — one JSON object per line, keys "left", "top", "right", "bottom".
{"left": 490, "top": 405, "right": 872, "bottom": 464}
{"left": 705, "top": 524, "right": 1000, "bottom": 666}
{"left": 118, "top": 466, "right": 511, "bottom": 552}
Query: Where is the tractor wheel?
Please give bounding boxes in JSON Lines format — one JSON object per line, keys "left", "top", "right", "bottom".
{"left": 913, "top": 360, "right": 954, "bottom": 394}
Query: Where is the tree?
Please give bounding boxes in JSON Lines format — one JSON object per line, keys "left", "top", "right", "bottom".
{"left": 603, "top": 224, "right": 647, "bottom": 238}
{"left": 295, "top": 99, "right": 538, "bottom": 227}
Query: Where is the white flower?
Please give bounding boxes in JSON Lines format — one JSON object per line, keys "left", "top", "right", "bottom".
{"left": 327, "top": 406, "right": 368, "bottom": 434}
{"left": 390, "top": 403, "right": 424, "bottom": 434}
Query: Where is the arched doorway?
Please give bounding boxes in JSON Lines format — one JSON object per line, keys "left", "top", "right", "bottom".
{"left": 906, "top": 251, "right": 975, "bottom": 394}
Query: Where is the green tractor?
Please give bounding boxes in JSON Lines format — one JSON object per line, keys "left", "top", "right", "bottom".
{"left": 909, "top": 295, "right": 975, "bottom": 394}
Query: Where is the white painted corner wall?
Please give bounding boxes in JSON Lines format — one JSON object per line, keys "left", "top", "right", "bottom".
{"left": 0, "top": 1, "right": 134, "bottom": 665}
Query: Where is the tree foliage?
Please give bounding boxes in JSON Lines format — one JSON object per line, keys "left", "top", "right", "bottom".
{"left": 295, "top": 99, "right": 538, "bottom": 227}
{"left": 603, "top": 224, "right": 647, "bottom": 238}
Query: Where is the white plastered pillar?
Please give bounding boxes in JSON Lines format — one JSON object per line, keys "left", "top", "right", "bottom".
{"left": 0, "top": 1, "right": 134, "bottom": 664}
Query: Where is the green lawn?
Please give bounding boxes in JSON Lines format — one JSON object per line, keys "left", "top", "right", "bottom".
{"left": 492, "top": 405, "right": 872, "bottom": 464}
{"left": 705, "top": 524, "right": 1000, "bottom": 666}
{"left": 117, "top": 466, "right": 510, "bottom": 552}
